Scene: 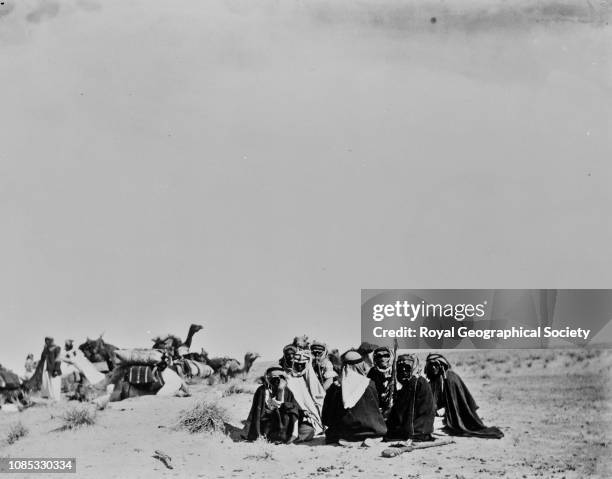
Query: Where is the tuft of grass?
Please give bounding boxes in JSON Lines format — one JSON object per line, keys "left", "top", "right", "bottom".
{"left": 178, "top": 400, "right": 227, "bottom": 434}
{"left": 62, "top": 406, "right": 97, "bottom": 430}
{"left": 6, "top": 422, "right": 28, "bottom": 445}
{"left": 222, "top": 383, "right": 255, "bottom": 397}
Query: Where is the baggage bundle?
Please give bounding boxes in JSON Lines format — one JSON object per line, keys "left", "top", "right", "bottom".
{"left": 115, "top": 349, "right": 164, "bottom": 365}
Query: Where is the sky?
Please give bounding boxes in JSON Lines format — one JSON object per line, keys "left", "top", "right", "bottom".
{"left": 1, "top": 0, "right": 611, "bottom": 372}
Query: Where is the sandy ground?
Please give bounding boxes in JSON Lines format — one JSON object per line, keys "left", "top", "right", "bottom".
{"left": 1, "top": 348, "right": 610, "bottom": 478}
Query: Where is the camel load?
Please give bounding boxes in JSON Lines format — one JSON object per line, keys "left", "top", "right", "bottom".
{"left": 115, "top": 349, "right": 164, "bottom": 365}
{"left": 109, "top": 352, "right": 189, "bottom": 401}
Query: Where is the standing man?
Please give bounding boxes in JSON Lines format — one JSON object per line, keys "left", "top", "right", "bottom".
{"left": 40, "top": 337, "right": 62, "bottom": 401}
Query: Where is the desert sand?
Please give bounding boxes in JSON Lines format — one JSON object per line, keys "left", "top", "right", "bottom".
{"left": 1, "top": 348, "right": 610, "bottom": 478}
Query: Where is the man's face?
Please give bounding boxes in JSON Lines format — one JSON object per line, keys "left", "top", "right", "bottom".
{"left": 427, "top": 363, "right": 440, "bottom": 378}
{"left": 283, "top": 350, "right": 295, "bottom": 364}
{"left": 292, "top": 361, "right": 307, "bottom": 376}
{"left": 310, "top": 347, "right": 325, "bottom": 364}
{"left": 397, "top": 362, "right": 413, "bottom": 383}
{"left": 269, "top": 375, "right": 283, "bottom": 392}
{"left": 374, "top": 351, "right": 391, "bottom": 369}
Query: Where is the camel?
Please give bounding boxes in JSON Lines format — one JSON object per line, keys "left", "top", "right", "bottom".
{"left": 151, "top": 324, "right": 203, "bottom": 359}
{"left": 0, "top": 364, "right": 31, "bottom": 409}
{"left": 183, "top": 349, "right": 228, "bottom": 374}
{"left": 173, "top": 358, "right": 213, "bottom": 382}
{"left": 71, "top": 362, "right": 189, "bottom": 402}
{"left": 106, "top": 364, "right": 190, "bottom": 401}
{"left": 219, "top": 352, "right": 260, "bottom": 383}
{"left": 79, "top": 335, "right": 118, "bottom": 371}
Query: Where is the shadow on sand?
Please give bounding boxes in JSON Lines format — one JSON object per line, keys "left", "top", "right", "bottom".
{"left": 224, "top": 421, "right": 329, "bottom": 446}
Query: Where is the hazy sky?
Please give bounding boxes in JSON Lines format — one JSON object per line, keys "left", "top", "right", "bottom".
{"left": 1, "top": 0, "right": 610, "bottom": 372}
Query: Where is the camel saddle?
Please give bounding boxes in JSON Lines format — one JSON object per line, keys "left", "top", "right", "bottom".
{"left": 127, "top": 365, "right": 163, "bottom": 385}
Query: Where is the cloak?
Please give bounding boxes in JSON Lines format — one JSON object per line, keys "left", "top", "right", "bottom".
{"left": 367, "top": 367, "right": 392, "bottom": 411}
{"left": 432, "top": 370, "right": 503, "bottom": 439}
{"left": 246, "top": 385, "right": 300, "bottom": 443}
{"left": 322, "top": 381, "right": 387, "bottom": 443}
{"left": 386, "top": 376, "right": 434, "bottom": 441}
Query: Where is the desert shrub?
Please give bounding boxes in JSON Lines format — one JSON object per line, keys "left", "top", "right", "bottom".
{"left": 178, "top": 400, "right": 227, "bottom": 434}
{"left": 6, "top": 422, "right": 28, "bottom": 444}
{"left": 222, "top": 383, "right": 254, "bottom": 397}
{"left": 62, "top": 405, "right": 97, "bottom": 429}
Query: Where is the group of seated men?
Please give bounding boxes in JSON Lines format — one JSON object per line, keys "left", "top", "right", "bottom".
{"left": 246, "top": 338, "right": 504, "bottom": 444}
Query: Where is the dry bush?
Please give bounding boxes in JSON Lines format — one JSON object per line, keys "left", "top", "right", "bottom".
{"left": 178, "top": 400, "right": 227, "bottom": 434}
{"left": 222, "top": 383, "right": 256, "bottom": 397}
{"left": 62, "top": 405, "right": 97, "bottom": 430}
{"left": 6, "top": 421, "right": 28, "bottom": 444}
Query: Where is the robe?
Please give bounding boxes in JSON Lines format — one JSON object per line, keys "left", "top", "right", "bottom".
{"left": 286, "top": 366, "right": 325, "bottom": 435}
{"left": 40, "top": 346, "right": 62, "bottom": 401}
{"left": 246, "top": 385, "right": 300, "bottom": 443}
{"left": 62, "top": 349, "right": 105, "bottom": 385}
{"left": 322, "top": 381, "right": 387, "bottom": 443}
{"left": 431, "top": 370, "right": 503, "bottom": 439}
{"left": 367, "top": 367, "right": 392, "bottom": 411}
{"left": 386, "top": 376, "right": 434, "bottom": 441}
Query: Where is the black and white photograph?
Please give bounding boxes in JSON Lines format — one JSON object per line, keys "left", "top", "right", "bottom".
{"left": 0, "top": 0, "right": 610, "bottom": 477}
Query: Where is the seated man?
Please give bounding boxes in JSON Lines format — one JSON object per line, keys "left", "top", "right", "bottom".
{"left": 285, "top": 350, "right": 324, "bottom": 441}
{"left": 386, "top": 354, "right": 435, "bottom": 441}
{"left": 425, "top": 353, "right": 504, "bottom": 439}
{"left": 367, "top": 346, "right": 394, "bottom": 414}
{"left": 322, "top": 350, "right": 387, "bottom": 444}
{"left": 246, "top": 367, "right": 301, "bottom": 443}
{"left": 310, "top": 341, "right": 337, "bottom": 390}
{"left": 279, "top": 344, "right": 297, "bottom": 373}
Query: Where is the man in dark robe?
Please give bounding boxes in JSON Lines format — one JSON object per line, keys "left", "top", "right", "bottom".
{"left": 425, "top": 353, "right": 504, "bottom": 439}
{"left": 26, "top": 337, "right": 62, "bottom": 398}
{"left": 322, "top": 350, "right": 387, "bottom": 444}
{"left": 367, "top": 346, "right": 393, "bottom": 413}
{"left": 247, "top": 367, "right": 301, "bottom": 443}
{"left": 386, "top": 354, "right": 434, "bottom": 441}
